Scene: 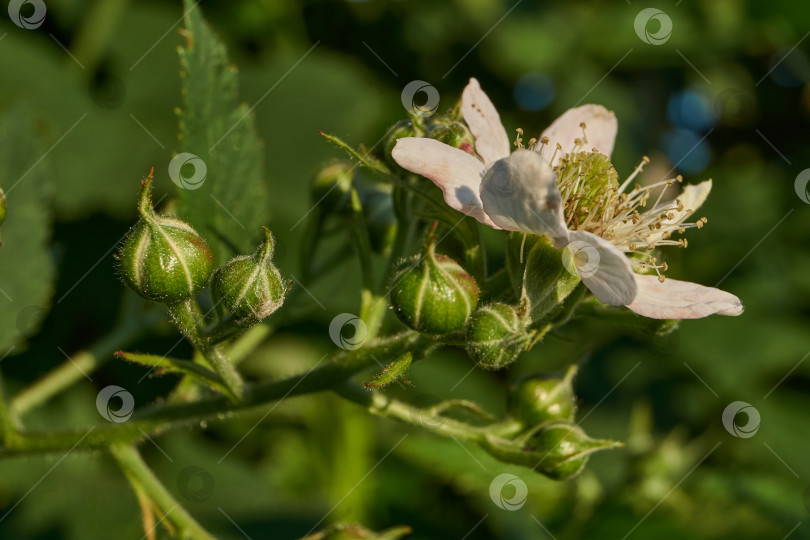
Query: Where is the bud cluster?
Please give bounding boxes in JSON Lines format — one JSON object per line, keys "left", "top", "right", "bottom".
{"left": 118, "top": 170, "right": 286, "bottom": 327}
{"left": 481, "top": 366, "right": 620, "bottom": 480}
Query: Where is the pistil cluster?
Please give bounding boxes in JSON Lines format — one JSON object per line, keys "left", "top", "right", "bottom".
{"left": 515, "top": 123, "right": 708, "bottom": 283}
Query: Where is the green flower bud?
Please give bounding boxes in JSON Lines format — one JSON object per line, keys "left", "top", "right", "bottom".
{"left": 384, "top": 119, "right": 424, "bottom": 163}
{"left": 212, "top": 227, "right": 286, "bottom": 326}
{"left": 465, "top": 303, "right": 531, "bottom": 370}
{"left": 527, "top": 423, "right": 621, "bottom": 480}
{"left": 508, "top": 365, "right": 578, "bottom": 426}
{"left": 118, "top": 171, "right": 214, "bottom": 303}
{"left": 481, "top": 423, "right": 621, "bottom": 480}
{"left": 390, "top": 234, "right": 478, "bottom": 335}
{"left": 426, "top": 117, "right": 475, "bottom": 155}
{"left": 310, "top": 162, "right": 352, "bottom": 215}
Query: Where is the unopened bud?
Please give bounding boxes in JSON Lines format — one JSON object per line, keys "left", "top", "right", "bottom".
{"left": 465, "top": 303, "right": 531, "bottom": 370}
{"left": 212, "top": 227, "right": 286, "bottom": 326}
{"left": 481, "top": 423, "right": 621, "bottom": 480}
{"left": 390, "top": 232, "right": 478, "bottom": 335}
{"left": 426, "top": 117, "right": 475, "bottom": 155}
{"left": 118, "top": 171, "right": 214, "bottom": 303}
{"left": 508, "top": 365, "right": 577, "bottom": 426}
{"left": 527, "top": 423, "right": 622, "bottom": 480}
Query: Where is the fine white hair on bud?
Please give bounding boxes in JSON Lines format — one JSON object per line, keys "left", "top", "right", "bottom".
{"left": 118, "top": 170, "right": 214, "bottom": 304}
{"left": 390, "top": 226, "right": 479, "bottom": 335}
{"left": 212, "top": 227, "right": 286, "bottom": 326}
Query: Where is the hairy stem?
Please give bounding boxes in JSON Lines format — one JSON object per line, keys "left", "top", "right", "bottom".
{"left": 1, "top": 332, "right": 423, "bottom": 456}
{"left": 336, "top": 382, "right": 523, "bottom": 442}
{"left": 168, "top": 299, "right": 246, "bottom": 402}
{"left": 109, "top": 443, "right": 216, "bottom": 540}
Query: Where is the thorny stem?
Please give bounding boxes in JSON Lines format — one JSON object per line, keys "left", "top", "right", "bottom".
{"left": 109, "top": 443, "right": 216, "bottom": 540}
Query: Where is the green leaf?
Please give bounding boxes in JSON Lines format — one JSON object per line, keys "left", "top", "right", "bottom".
{"left": 176, "top": 0, "right": 270, "bottom": 264}
{"left": 0, "top": 106, "right": 56, "bottom": 353}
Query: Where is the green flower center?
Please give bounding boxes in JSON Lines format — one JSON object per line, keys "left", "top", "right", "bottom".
{"left": 555, "top": 151, "right": 618, "bottom": 231}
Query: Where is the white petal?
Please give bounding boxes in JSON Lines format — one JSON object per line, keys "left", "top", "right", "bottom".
{"left": 627, "top": 274, "right": 743, "bottom": 319}
{"left": 392, "top": 137, "right": 498, "bottom": 228}
{"left": 645, "top": 179, "right": 712, "bottom": 246}
{"left": 539, "top": 105, "right": 618, "bottom": 166}
{"left": 479, "top": 150, "right": 569, "bottom": 244}
{"left": 566, "top": 230, "right": 637, "bottom": 306}
{"left": 678, "top": 179, "right": 712, "bottom": 214}
{"left": 461, "top": 78, "right": 511, "bottom": 165}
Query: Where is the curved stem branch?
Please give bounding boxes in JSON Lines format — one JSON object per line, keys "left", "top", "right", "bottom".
{"left": 109, "top": 443, "right": 216, "bottom": 540}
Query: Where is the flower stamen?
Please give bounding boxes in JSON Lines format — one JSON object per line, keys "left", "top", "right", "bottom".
{"left": 514, "top": 128, "right": 524, "bottom": 149}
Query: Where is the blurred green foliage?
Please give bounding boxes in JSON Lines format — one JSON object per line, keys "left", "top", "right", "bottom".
{"left": 1, "top": 0, "right": 809, "bottom": 539}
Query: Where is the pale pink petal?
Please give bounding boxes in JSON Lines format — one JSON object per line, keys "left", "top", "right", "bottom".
{"left": 479, "top": 150, "right": 569, "bottom": 245}
{"left": 392, "top": 137, "right": 498, "bottom": 228}
{"left": 461, "top": 78, "right": 511, "bottom": 165}
{"left": 566, "top": 230, "right": 637, "bottom": 306}
{"left": 627, "top": 274, "right": 743, "bottom": 319}
{"left": 645, "top": 180, "right": 712, "bottom": 246}
{"left": 539, "top": 105, "right": 618, "bottom": 166}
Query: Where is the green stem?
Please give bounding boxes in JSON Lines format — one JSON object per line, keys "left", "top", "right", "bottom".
{"left": 0, "top": 371, "right": 22, "bottom": 445}
{"left": 109, "top": 443, "right": 216, "bottom": 540}
{"left": 350, "top": 185, "right": 390, "bottom": 342}
{"left": 381, "top": 184, "right": 412, "bottom": 286}
{"left": 168, "top": 300, "right": 246, "bottom": 402}
{"left": 359, "top": 290, "right": 388, "bottom": 344}
{"left": 0, "top": 332, "right": 423, "bottom": 456}
{"left": 336, "top": 383, "right": 523, "bottom": 443}
{"left": 200, "top": 316, "right": 245, "bottom": 344}
{"left": 349, "top": 187, "right": 375, "bottom": 293}
{"left": 12, "top": 296, "right": 160, "bottom": 416}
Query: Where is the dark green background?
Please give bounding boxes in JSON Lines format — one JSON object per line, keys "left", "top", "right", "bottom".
{"left": 0, "top": 0, "right": 808, "bottom": 538}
